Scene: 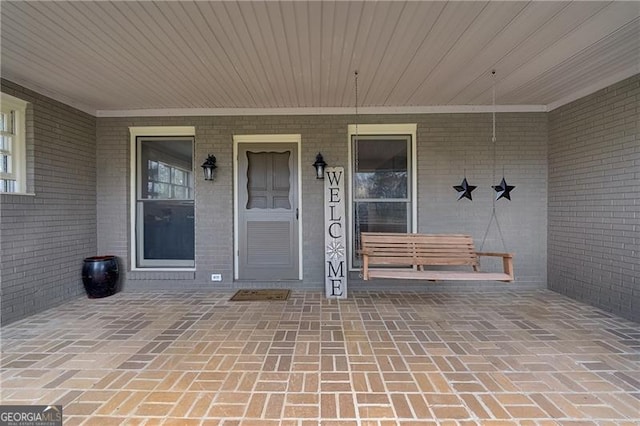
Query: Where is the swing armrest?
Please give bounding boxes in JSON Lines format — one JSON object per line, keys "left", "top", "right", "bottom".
{"left": 476, "top": 252, "right": 514, "bottom": 280}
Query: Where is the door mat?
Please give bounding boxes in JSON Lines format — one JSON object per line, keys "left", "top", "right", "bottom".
{"left": 230, "top": 289, "right": 290, "bottom": 301}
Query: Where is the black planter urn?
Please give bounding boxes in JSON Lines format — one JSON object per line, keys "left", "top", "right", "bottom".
{"left": 82, "top": 255, "right": 120, "bottom": 298}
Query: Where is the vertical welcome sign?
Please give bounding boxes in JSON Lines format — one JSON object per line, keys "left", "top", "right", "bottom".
{"left": 324, "top": 167, "right": 347, "bottom": 298}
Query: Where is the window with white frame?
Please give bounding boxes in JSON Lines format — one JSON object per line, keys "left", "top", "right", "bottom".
{"left": 130, "top": 127, "right": 196, "bottom": 269}
{"left": 349, "top": 124, "right": 417, "bottom": 270}
{"left": 0, "top": 93, "right": 27, "bottom": 193}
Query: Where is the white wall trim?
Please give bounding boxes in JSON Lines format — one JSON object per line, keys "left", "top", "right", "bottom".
{"left": 129, "top": 126, "right": 196, "bottom": 137}
{"left": 547, "top": 65, "right": 640, "bottom": 111}
{"left": 8, "top": 69, "right": 638, "bottom": 117}
{"left": 3, "top": 74, "right": 97, "bottom": 116}
{"left": 233, "top": 134, "right": 301, "bottom": 144}
{"left": 129, "top": 126, "right": 196, "bottom": 272}
{"left": 98, "top": 104, "right": 547, "bottom": 117}
{"left": 0, "top": 92, "right": 28, "bottom": 111}
{"left": 232, "top": 134, "right": 304, "bottom": 280}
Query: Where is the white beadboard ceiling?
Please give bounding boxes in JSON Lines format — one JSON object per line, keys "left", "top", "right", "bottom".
{"left": 1, "top": 1, "right": 638, "bottom": 116}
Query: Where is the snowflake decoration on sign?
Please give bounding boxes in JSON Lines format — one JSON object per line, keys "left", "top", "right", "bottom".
{"left": 326, "top": 239, "right": 345, "bottom": 260}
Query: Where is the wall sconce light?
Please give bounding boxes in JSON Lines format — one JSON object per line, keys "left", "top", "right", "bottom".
{"left": 201, "top": 154, "right": 218, "bottom": 181}
{"left": 313, "top": 153, "right": 327, "bottom": 179}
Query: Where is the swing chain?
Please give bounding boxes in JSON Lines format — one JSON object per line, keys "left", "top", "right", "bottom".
{"left": 480, "top": 70, "right": 508, "bottom": 254}
{"left": 353, "top": 71, "right": 362, "bottom": 266}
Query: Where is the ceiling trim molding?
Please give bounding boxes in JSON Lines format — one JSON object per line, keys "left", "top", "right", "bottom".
{"left": 6, "top": 69, "right": 638, "bottom": 118}
{"left": 2, "top": 74, "right": 97, "bottom": 116}
{"left": 97, "top": 104, "right": 547, "bottom": 118}
{"left": 547, "top": 66, "right": 640, "bottom": 111}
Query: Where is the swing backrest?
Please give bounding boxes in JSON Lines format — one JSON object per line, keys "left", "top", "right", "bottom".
{"left": 360, "top": 233, "right": 480, "bottom": 268}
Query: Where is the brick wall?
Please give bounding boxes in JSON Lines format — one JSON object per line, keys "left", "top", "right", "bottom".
{"left": 0, "top": 80, "right": 97, "bottom": 325}
{"left": 97, "top": 112, "right": 548, "bottom": 291}
{"left": 5, "top": 74, "right": 637, "bottom": 324}
{"left": 548, "top": 74, "right": 639, "bottom": 322}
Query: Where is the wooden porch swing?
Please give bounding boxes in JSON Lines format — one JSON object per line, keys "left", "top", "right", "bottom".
{"left": 356, "top": 71, "right": 514, "bottom": 284}
{"left": 360, "top": 232, "right": 514, "bottom": 282}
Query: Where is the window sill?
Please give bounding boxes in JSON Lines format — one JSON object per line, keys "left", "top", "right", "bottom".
{"left": 131, "top": 267, "right": 196, "bottom": 272}
{"left": 1, "top": 192, "right": 36, "bottom": 196}
{"left": 128, "top": 270, "right": 196, "bottom": 281}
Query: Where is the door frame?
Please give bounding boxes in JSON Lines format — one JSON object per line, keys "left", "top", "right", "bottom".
{"left": 233, "top": 134, "right": 303, "bottom": 280}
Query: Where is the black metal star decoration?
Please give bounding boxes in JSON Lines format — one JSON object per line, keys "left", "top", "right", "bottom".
{"left": 453, "top": 177, "right": 477, "bottom": 201}
{"left": 492, "top": 177, "right": 515, "bottom": 201}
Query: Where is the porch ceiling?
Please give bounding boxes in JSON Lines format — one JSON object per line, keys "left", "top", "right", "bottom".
{"left": 1, "top": 1, "right": 639, "bottom": 116}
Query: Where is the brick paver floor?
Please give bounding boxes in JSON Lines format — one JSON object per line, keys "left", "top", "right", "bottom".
{"left": 1, "top": 289, "right": 638, "bottom": 425}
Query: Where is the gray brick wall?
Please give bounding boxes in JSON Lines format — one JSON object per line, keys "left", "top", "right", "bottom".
{"left": 548, "top": 74, "right": 639, "bottom": 322}
{"left": 0, "top": 79, "right": 97, "bottom": 325}
{"left": 6, "top": 74, "right": 637, "bottom": 324}
{"left": 97, "top": 112, "right": 548, "bottom": 292}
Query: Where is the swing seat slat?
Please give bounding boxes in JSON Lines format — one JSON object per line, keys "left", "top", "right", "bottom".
{"left": 360, "top": 233, "right": 514, "bottom": 282}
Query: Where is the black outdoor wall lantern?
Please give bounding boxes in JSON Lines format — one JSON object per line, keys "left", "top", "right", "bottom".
{"left": 201, "top": 154, "right": 218, "bottom": 181}
{"left": 313, "top": 153, "right": 327, "bottom": 179}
